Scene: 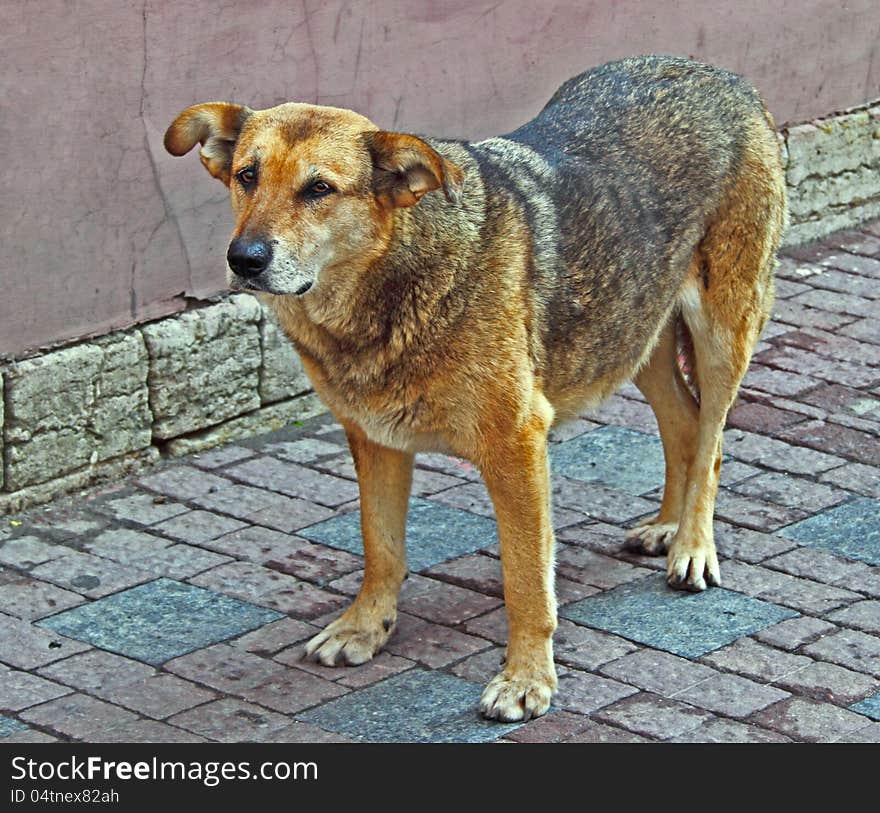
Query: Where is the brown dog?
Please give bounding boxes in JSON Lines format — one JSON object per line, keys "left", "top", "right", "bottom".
{"left": 165, "top": 55, "right": 787, "bottom": 722}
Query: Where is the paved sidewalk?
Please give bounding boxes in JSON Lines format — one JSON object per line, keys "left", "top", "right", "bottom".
{"left": 1, "top": 223, "right": 879, "bottom": 744}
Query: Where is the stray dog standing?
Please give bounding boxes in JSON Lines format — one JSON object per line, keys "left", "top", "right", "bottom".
{"left": 165, "top": 56, "right": 787, "bottom": 722}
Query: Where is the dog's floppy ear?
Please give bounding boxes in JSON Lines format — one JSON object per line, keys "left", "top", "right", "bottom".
{"left": 164, "top": 102, "right": 252, "bottom": 185}
{"left": 365, "top": 131, "right": 464, "bottom": 208}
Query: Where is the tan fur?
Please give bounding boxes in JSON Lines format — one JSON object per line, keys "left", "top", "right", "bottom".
{"left": 165, "top": 57, "right": 788, "bottom": 722}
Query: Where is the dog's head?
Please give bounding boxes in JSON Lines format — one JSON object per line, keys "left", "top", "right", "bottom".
{"left": 164, "top": 102, "right": 464, "bottom": 297}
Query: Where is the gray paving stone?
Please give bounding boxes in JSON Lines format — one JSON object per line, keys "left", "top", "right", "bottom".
{"left": 0, "top": 568, "right": 84, "bottom": 620}
{"left": 550, "top": 426, "right": 665, "bottom": 495}
{"left": 299, "top": 669, "right": 520, "bottom": 743}
{"left": 751, "top": 697, "right": 871, "bottom": 742}
{"left": 123, "top": 544, "right": 232, "bottom": 580}
{"left": 397, "top": 577, "right": 501, "bottom": 625}
{"left": 723, "top": 429, "right": 845, "bottom": 474}
{"left": 764, "top": 547, "right": 876, "bottom": 588}
{"left": 779, "top": 497, "right": 880, "bottom": 564}
{"left": 21, "top": 693, "right": 139, "bottom": 740}
{"left": 720, "top": 561, "right": 862, "bottom": 615}
{"left": 83, "top": 528, "right": 173, "bottom": 562}
{"left": 168, "top": 698, "right": 291, "bottom": 743}
{"left": 187, "top": 444, "right": 257, "bottom": 471}
{"left": 191, "top": 483, "right": 335, "bottom": 533}
{"left": 0, "top": 728, "right": 60, "bottom": 743}
{"left": 151, "top": 510, "right": 247, "bottom": 545}
{"left": 189, "top": 561, "right": 346, "bottom": 618}
{"left": 202, "top": 525, "right": 362, "bottom": 586}
{"left": 104, "top": 674, "right": 218, "bottom": 719}
{"left": 730, "top": 471, "right": 847, "bottom": 512}
{"left": 29, "top": 551, "right": 153, "bottom": 598}
{"left": 0, "top": 666, "right": 71, "bottom": 711}
{"left": 672, "top": 673, "right": 790, "bottom": 718}
{"left": 94, "top": 720, "right": 209, "bottom": 743}
{"left": 593, "top": 693, "right": 713, "bottom": 739}
{"left": 670, "top": 718, "right": 793, "bottom": 742}
{"left": 850, "top": 692, "right": 880, "bottom": 721}
{"left": 551, "top": 476, "right": 658, "bottom": 524}
{"left": 834, "top": 722, "right": 880, "bottom": 742}
{"left": 713, "top": 524, "right": 798, "bottom": 564}
{"left": 556, "top": 719, "right": 653, "bottom": 742}
{"left": 599, "top": 649, "right": 718, "bottom": 696}
{"left": 502, "top": 710, "right": 602, "bottom": 743}
{"left": 754, "top": 616, "right": 838, "bottom": 651}
{"left": 555, "top": 544, "right": 654, "bottom": 590}
{"left": 0, "top": 536, "right": 70, "bottom": 569}
{"left": 0, "top": 614, "right": 90, "bottom": 669}
{"left": 560, "top": 574, "right": 797, "bottom": 658}
{"left": 36, "top": 578, "right": 282, "bottom": 665}
{"left": 700, "top": 638, "right": 811, "bottom": 682}
{"left": 803, "top": 629, "right": 880, "bottom": 675}
{"left": 190, "top": 445, "right": 256, "bottom": 469}
{"left": 775, "top": 661, "right": 879, "bottom": 706}
{"left": 136, "top": 466, "right": 232, "bottom": 502}
{"left": 94, "top": 492, "right": 190, "bottom": 526}
{"left": 299, "top": 497, "right": 498, "bottom": 572}
{"left": 250, "top": 721, "right": 356, "bottom": 743}
{"left": 827, "top": 600, "right": 880, "bottom": 634}
{"left": 386, "top": 613, "right": 491, "bottom": 668}
{"left": 448, "top": 647, "right": 509, "bottom": 685}
{"left": 554, "top": 670, "right": 638, "bottom": 713}
{"left": 226, "top": 456, "right": 359, "bottom": 507}
{"left": 0, "top": 715, "right": 29, "bottom": 737}
{"left": 165, "top": 643, "right": 284, "bottom": 694}
{"left": 37, "top": 650, "right": 156, "bottom": 693}
{"left": 264, "top": 438, "right": 346, "bottom": 464}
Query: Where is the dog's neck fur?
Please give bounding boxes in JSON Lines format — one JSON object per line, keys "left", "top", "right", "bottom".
{"left": 267, "top": 175, "right": 483, "bottom": 384}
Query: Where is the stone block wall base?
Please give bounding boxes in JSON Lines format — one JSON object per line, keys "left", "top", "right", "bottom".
{"left": 780, "top": 102, "right": 880, "bottom": 247}
{"left": 0, "top": 448, "right": 161, "bottom": 515}
{"left": 163, "top": 393, "right": 325, "bottom": 457}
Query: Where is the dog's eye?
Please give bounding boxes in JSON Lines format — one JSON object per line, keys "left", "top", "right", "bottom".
{"left": 305, "top": 179, "right": 334, "bottom": 198}
{"left": 236, "top": 166, "right": 257, "bottom": 187}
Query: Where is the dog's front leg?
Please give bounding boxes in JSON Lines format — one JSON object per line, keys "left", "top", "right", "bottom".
{"left": 478, "top": 400, "right": 558, "bottom": 722}
{"left": 305, "top": 421, "right": 413, "bottom": 666}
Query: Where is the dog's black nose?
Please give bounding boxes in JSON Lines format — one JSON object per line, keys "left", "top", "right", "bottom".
{"left": 227, "top": 237, "right": 272, "bottom": 278}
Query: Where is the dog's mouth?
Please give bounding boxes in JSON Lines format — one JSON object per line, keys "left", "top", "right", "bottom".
{"left": 229, "top": 276, "right": 314, "bottom": 297}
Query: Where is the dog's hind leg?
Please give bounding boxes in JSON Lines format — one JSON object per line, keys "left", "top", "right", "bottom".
{"left": 305, "top": 421, "right": 413, "bottom": 665}
{"left": 666, "top": 121, "right": 785, "bottom": 591}
{"left": 625, "top": 319, "right": 700, "bottom": 555}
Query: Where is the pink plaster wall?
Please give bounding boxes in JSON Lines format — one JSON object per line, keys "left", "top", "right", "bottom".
{"left": 2, "top": 0, "right": 878, "bottom": 357}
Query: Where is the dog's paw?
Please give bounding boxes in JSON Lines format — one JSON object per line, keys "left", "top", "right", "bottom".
{"left": 625, "top": 518, "right": 678, "bottom": 555}
{"left": 304, "top": 611, "right": 395, "bottom": 667}
{"left": 479, "top": 668, "right": 556, "bottom": 722}
{"left": 666, "top": 542, "right": 722, "bottom": 592}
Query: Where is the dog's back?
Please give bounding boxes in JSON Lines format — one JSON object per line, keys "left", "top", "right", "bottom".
{"left": 447, "top": 55, "right": 785, "bottom": 415}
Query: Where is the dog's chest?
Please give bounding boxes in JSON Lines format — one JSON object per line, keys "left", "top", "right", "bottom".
{"left": 307, "top": 364, "right": 455, "bottom": 454}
